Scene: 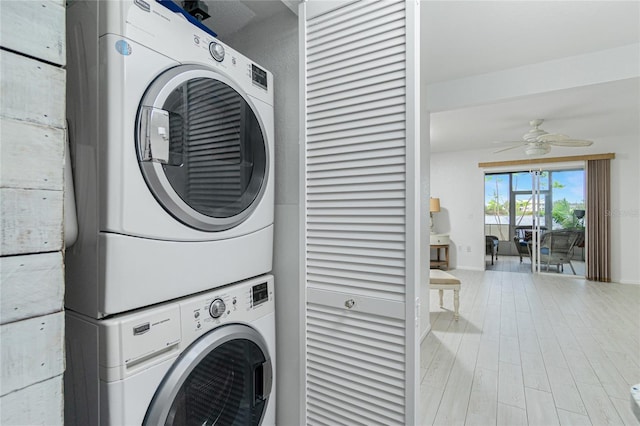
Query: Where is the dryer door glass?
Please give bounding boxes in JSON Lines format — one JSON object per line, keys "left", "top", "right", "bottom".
{"left": 144, "top": 325, "right": 273, "bottom": 426}
{"left": 137, "top": 65, "right": 268, "bottom": 232}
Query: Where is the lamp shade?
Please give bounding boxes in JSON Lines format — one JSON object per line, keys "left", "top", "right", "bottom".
{"left": 430, "top": 197, "right": 441, "bottom": 213}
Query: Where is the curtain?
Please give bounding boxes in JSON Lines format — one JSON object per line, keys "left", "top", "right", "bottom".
{"left": 585, "top": 159, "right": 611, "bottom": 282}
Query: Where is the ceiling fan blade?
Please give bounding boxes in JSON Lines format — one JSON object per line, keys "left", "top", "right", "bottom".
{"left": 537, "top": 133, "right": 570, "bottom": 142}
{"left": 492, "top": 140, "right": 525, "bottom": 145}
{"left": 547, "top": 139, "right": 593, "bottom": 147}
{"left": 493, "top": 144, "right": 523, "bottom": 154}
{"left": 538, "top": 132, "right": 593, "bottom": 147}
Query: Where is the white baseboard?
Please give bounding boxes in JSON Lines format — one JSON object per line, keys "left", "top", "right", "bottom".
{"left": 617, "top": 279, "right": 640, "bottom": 285}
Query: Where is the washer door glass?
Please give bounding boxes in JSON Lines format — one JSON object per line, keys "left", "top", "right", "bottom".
{"left": 144, "top": 325, "right": 272, "bottom": 426}
{"left": 137, "top": 65, "right": 268, "bottom": 232}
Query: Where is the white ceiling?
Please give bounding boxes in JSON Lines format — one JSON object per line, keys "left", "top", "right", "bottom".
{"left": 421, "top": 1, "right": 640, "bottom": 154}
{"left": 421, "top": 1, "right": 640, "bottom": 84}
{"left": 201, "top": 1, "right": 640, "bottom": 156}
{"left": 430, "top": 78, "right": 640, "bottom": 153}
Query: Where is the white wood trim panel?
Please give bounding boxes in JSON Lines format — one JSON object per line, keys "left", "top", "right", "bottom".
{"left": 0, "top": 118, "right": 65, "bottom": 191}
{"left": 0, "top": 252, "right": 64, "bottom": 324}
{"left": 0, "top": 50, "right": 66, "bottom": 128}
{"left": 0, "top": 188, "right": 63, "bottom": 256}
{"left": 0, "top": 0, "right": 66, "bottom": 66}
{"left": 0, "top": 1, "right": 66, "bottom": 422}
{"left": 0, "top": 312, "right": 64, "bottom": 396}
{"left": 0, "top": 376, "right": 63, "bottom": 425}
{"left": 307, "top": 288, "right": 405, "bottom": 319}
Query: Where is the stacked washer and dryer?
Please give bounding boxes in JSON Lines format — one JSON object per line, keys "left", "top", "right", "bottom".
{"left": 65, "top": 1, "right": 276, "bottom": 424}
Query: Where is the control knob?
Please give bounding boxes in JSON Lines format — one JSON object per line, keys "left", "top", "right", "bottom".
{"left": 209, "top": 42, "right": 225, "bottom": 62}
{"left": 209, "top": 298, "right": 226, "bottom": 318}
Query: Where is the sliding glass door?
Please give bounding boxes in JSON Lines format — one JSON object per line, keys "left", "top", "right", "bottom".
{"left": 485, "top": 168, "right": 586, "bottom": 275}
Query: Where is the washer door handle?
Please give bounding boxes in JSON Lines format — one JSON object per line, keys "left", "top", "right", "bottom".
{"left": 253, "top": 358, "right": 272, "bottom": 404}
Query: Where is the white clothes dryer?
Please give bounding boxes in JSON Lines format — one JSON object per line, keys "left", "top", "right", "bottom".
{"left": 65, "top": 0, "right": 274, "bottom": 317}
{"left": 65, "top": 275, "right": 276, "bottom": 426}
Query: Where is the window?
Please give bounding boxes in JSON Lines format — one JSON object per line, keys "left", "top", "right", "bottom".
{"left": 550, "top": 169, "right": 586, "bottom": 230}
{"left": 484, "top": 174, "right": 510, "bottom": 240}
{"left": 485, "top": 169, "right": 585, "bottom": 240}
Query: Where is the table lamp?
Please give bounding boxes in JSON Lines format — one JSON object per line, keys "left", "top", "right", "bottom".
{"left": 430, "top": 197, "right": 440, "bottom": 234}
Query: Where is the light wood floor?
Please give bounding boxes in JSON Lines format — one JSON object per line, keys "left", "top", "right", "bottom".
{"left": 420, "top": 269, "right": 640, "bottom": 425}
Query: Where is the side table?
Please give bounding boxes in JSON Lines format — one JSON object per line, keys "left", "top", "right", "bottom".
{"left": 430, "top": 234, "right": 450, "bottom": 270}
{"left": 430, "top": 244, "right": 449, "bottom": 270}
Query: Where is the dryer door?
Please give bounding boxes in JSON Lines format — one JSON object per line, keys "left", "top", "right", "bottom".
{"left": 144, "top": 324, "right": 272, "bottom": 426}
{"left": 136, "top": 64, "right": 268, "bottom": 232}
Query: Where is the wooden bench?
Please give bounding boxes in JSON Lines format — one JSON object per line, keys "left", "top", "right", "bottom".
{"left": 430, "top": 269, "right": 461, "bottom": 320}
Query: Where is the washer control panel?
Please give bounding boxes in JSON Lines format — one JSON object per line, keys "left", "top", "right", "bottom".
{"left": 181, "top": 275, "right": 274, "bottom": 338}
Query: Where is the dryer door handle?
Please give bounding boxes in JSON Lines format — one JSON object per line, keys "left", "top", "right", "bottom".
{"left": 139, "top": 106, "right": 171, "bottom": 164}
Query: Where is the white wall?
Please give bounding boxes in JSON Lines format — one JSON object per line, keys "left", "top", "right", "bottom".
{"left": 431, "top": 136, "right": 640, "bottom": 284}
{"left": 430, "top": 149, "right": 487, "bottom": 271}
{"left": 223, "top": 8, "right": 302, "bottom": 425}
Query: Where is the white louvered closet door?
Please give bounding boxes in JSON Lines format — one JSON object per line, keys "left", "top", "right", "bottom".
{"left": 301, "top": 1, "right": 421, "bottom": 424}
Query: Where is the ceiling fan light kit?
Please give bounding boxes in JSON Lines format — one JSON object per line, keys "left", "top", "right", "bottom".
{"left": 494, "top": 118, "right": 594, "bottom": 156}
{"left": 524, "top": 143, "right": 551, "bottom": 156}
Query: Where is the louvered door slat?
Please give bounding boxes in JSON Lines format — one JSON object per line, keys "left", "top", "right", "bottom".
{"left": 307, "top": 0, "right": 404, "bottom": 41}
{"left": 304, "top": 0, "right": 419, "bottom": 423}
{"left": 307, "top": 78, "right": 405, "bottom": 108}
{"left": 307, "top": 70, "right": 404, "bottom": 101}
{"left": 308, "top": 181, "right": 405, "bottom": 194}
{"left": 307, "top": 343, "right": 405, "bottom": 381}
{"left": 307, "top": 366, "right": 404, "bottom": 406}
{"left": 307, "top": 149, "right": 406, "bottom": 168}
{"left": 307, "top": 243, "right": 405, "bottom": 259}
{"left": 306, "top": 230, "right": 404, "bottom": 242}
{"left": 307, "top": 120, "right": 405, "bottom": 142}
{"left": 306, "top": 270, "right": 405, "bottom": 295}
{"left": 306, "top": 42, "right": 405, "bottom": 75}
{"left": 307, "top": 98, "right": 406, "bottom": 126}
{"left": 307, "top": 87, "right": 405, "bottom": 116}
{"left": 308, "top": 217, "right": 405, "bottom": 227}
{"left": 308, "top": 192, "right": 405, "bottom": 203}
{"left": 307, "top": 237, "right": 405, "bottom": 251}
{"left": 308, "top": 105, "right": 406, "bottom": 132}
{"left": 308, "top": 167, "right": 405, "bottom": 182}
{"left": 306, "top": 372, "right": 405, "bottom": 421}
{"left": 307, "top": 17, "right": 404, "bottom": 59}
{"left": 309, "top": 155, "right": 404, "bottom": 173}
{"left": 308, "top": 26, "right": 406, "bottom": 66}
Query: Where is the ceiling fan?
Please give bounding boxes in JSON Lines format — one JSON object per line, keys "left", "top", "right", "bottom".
{"left": 494, "top": 119, "right": 594, "bottom": 156}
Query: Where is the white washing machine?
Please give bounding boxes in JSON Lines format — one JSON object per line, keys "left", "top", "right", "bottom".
{"left": 65, "top": 275, "right": 276, "bottom": 425}
{"left": 65, "top": 0, "right": 274, "bottom": 318}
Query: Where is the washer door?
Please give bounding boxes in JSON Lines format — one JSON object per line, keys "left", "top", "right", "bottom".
{"left": 144, "top": 324, "right": 272, "bottom": 426}
{"left": 136, "top": 65, "right": 268, "bottom": 232}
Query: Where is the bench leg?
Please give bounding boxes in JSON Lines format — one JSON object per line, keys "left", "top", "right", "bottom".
{"left": 439, "top": 289, "right": 444, "bottom": 308}
{"left": 453, "top": 289, "right": 459, "bottom": 321}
